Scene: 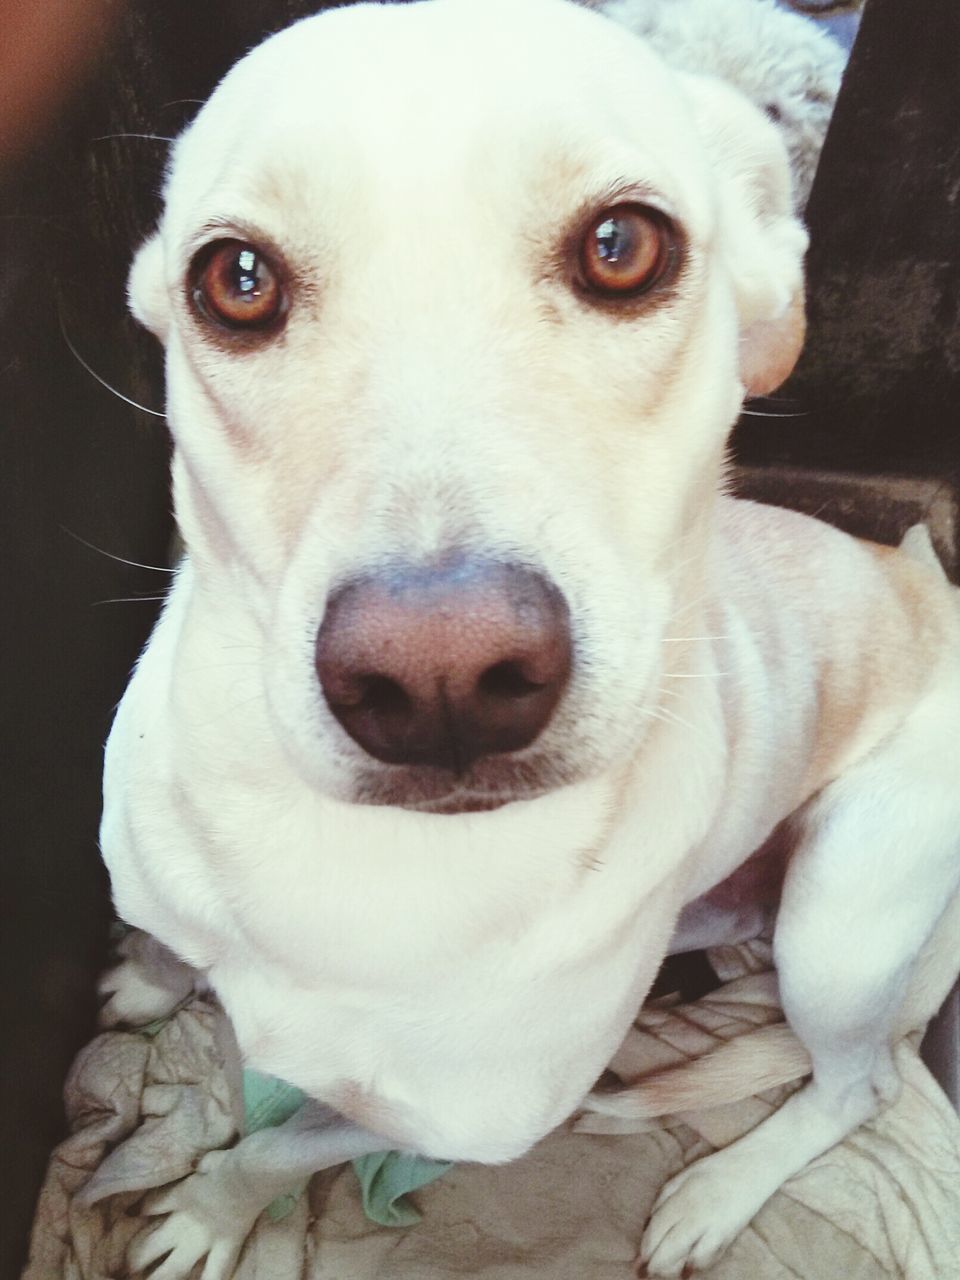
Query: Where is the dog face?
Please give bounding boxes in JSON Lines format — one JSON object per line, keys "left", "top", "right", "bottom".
{"left": 130, "top": 0, "right": 805, "bottom": 813}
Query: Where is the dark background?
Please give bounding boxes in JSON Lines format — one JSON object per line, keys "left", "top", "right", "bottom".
{"left": 1, "top": 0, "right": 957, "bottom": 1274}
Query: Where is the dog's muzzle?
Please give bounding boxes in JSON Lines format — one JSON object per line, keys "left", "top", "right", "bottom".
{"left": 315, "top": 555, "right": 571, "bottom": 774}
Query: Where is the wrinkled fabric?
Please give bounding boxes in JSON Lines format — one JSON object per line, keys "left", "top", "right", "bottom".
{"left": 23, "top": 943, "right": 960, "bottom": 1280}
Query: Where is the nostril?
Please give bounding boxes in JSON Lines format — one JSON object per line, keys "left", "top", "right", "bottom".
{"left": 355, "top": 674, "right": 412, "bottom": 718}
{"left": 478, "top": 660, "right": 546, "bottom": 700}
{"left": 325, "top": 671, "right": 412, "bottom": 717}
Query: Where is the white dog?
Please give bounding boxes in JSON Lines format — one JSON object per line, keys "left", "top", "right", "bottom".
{"left": 98, "top": 1, "right": 960, "bottom": 1276}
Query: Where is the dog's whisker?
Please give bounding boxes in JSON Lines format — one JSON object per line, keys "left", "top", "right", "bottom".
{"left": 737, "top": 409, "right": 814, "bottom": 419}
{"left": 61, "top": 526, "right": 176, "bottom": 574}
{"left": 660, "top": 635, "right": 731, "bottom": 643}
{"left": 739, "top": 406, "right": 810, "bottom": 418}
{"left": 665, "top": 594, "right": 713, "bottom": 623}
{"left": 93, "top": 595, "right": 169, "bottom": 605}
{"left": 661, "top": 670, "right": 728, "bottom": 679}
{"left": 640, "top": 705, "right": 700, "bottom": 735}
{"left": 58, "top": 310, "right": 167, "bottom": 419}
{"left": 91, "top": 132, "right": 175, "bottom": 143}
{"left": 666, "top": 549, "right": 705, "bottom": 576}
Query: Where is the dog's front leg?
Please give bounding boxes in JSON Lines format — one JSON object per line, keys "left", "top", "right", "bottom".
{"left": 98, "top": 929, "right": 206, "bottom": 1028}
{"left": 128, "top": 1100, "right": 390, "bottom": 1280}
{"left": 639, "top": 711, "right": 960, "bottom": 1277}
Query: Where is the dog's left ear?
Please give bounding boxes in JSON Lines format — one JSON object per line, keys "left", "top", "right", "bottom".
{"left": 680, "top": 73, "right": 809, "bottom": 397}
{"left": 127, "top": 231, "right": 170, "bottom": 343}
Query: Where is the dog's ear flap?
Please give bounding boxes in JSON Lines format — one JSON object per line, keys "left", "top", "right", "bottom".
{"left": 679, "top": 73, "right": 808, "bottom": 397}
{"left": 127, "top": 232, "right": 170, "bottom": 342}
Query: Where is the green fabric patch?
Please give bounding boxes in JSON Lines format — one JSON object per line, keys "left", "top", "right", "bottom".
{"left": 352, "top": 1150, "right": 454, "bottom": 1227}
{"left": 243, "top": 1069, "right": 308, "bottom": 1133}
{"left": 241, "top": 1069, "right": 452, "bottom": 1226}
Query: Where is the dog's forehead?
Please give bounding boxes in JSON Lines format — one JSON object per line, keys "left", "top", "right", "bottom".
{"left": 163, "top": 0, "right": 714, "bottom": 246}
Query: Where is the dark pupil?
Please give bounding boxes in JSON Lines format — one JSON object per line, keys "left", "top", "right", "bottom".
{"left": 232, "top": 248, "right": 261, "bottom": 296}
{"left": 595, "top": 217, "right": 631, "bottom": 263}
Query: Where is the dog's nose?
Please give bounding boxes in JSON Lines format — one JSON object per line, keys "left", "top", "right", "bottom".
{"left": 315, "top": 558, "right": 571, "bottom": 772}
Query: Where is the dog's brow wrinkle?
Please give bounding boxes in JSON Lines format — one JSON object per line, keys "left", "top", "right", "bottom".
{"left": 186, "top": 217, "right": 285, "bottom": 262}
{"left": 589, "top": 178, "right": 672, "bottom": 214}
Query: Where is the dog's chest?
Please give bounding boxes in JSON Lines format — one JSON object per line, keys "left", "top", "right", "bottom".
{"left": 207, "top": 867, "right": 679, "bottom": 1161}
{"left": 108, "top": 670, "right": 688, "bottom": 1159}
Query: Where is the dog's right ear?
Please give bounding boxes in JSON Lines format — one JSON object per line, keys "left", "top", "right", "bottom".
{"left": 127, "top": 232, "right": 170, "bottom": 342}
{"left": 679, "top": 73, "right": 809, "bottom": 398}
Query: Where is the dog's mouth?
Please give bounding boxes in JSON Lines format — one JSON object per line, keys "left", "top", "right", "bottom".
{"left": 347, "top": 751, "right": 574, "bottom": 814}
{"left": 405, "top": 794, "right": 527, "bottom": 815}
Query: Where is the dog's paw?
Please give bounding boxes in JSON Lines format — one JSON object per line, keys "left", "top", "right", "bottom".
{"left": 871, "top": 1051, "right": 902, "bottom": 1110}
{"left": 98, "top": 930, "right": 198, "bottom": 1028}
{"left": 637, "top": 1154, "right": 762, "bottom": 1277}
{"left": 129, "top": 1152, "right": 254, "bottom": 1280}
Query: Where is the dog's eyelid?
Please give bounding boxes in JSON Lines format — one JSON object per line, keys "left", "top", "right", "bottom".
{"left": 582, "top": 180, "right": 680, "bottom": 225}
{"left": 181, "top": 218, "right": 288, "bottom": 273}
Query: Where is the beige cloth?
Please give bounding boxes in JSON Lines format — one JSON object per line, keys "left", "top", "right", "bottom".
{"left": 23, "top": 943, "right": 960, "bottom": 1280}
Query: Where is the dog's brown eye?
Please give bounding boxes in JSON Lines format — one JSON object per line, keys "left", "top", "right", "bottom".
{"left": 579, "top": 205, "right": 674, "bottom": 298}
{"left": 193, "top": 240, "right": 284, "bottom": 329}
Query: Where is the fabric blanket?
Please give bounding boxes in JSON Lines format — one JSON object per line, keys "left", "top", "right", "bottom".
{"left": 23, "top": 940, "right": 960, "bottom": 1280}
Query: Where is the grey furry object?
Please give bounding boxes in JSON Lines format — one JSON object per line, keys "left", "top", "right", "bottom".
{"left": 589, "top": 0, "right": 847, "bottom": 209}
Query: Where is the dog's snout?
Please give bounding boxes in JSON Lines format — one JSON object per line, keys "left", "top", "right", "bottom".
{"left": 315, "top": 558, "right": 571, "bottom": 772}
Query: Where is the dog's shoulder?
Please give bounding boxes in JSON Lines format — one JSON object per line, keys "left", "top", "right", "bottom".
{"left": 719, "top": 496, "right": 956, "bottom": 636}
{"left": 715, "top": 496, "right": 959, "bottom": 791}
